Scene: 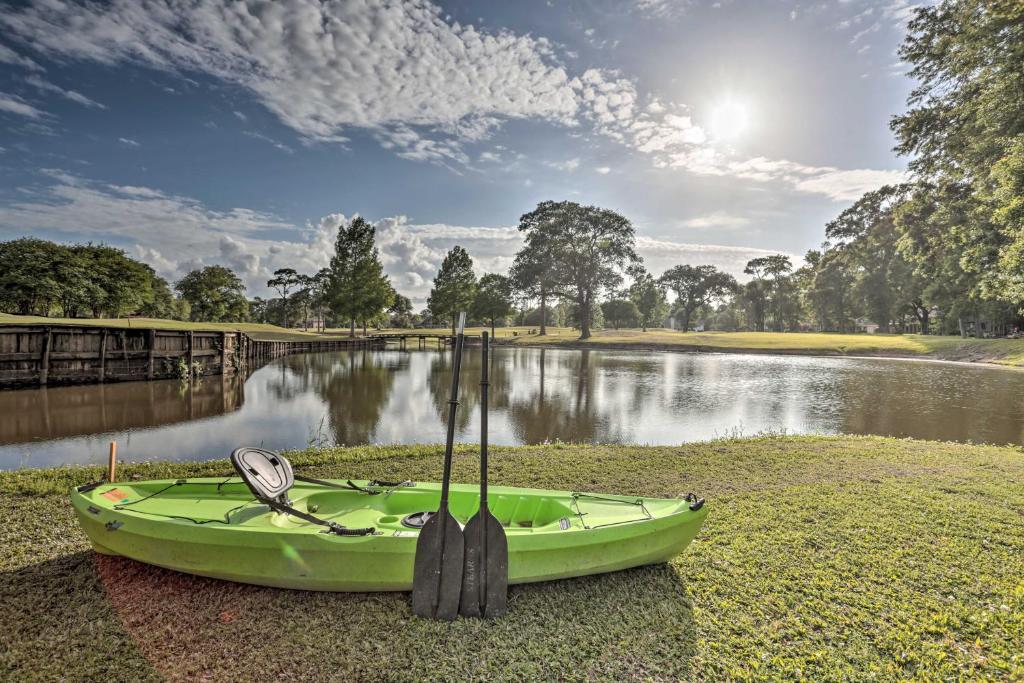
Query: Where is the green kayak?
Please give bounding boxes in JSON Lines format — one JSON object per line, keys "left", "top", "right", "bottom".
{"left": 71, "top": 474, "right": 707, "bottom": 592}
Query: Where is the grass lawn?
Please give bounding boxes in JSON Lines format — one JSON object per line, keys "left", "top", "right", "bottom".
{"left": 2, "top": 436, "right": 1021, "bottom": 681}
{"left": 6, "top": 313, "right": 1024, "bottom": 366}
{"left": 506, "top": 328, "right": 1024, "bottom": 367}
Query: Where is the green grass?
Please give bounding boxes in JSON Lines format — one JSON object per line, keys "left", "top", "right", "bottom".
{"left": 8, "top": 314, "right": 1024, "bottom": 366}
{"left": 508, "top": 328, "right": 1024, "bottom": 367}
{"left": 0, "top": 313, "right": 353, "bottom": 342}
{"left": 2, "top": 436, "right": 1022, "bottom": 681}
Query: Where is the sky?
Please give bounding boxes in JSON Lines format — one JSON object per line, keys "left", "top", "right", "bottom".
{"left": 0, "top": 0, "right": 922, "bottom": 306}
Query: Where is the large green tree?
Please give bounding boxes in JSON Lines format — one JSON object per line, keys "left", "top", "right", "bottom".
{"left": 892, "top": 0, "right": 1024, "bottom": 310}
{"left": 743, "top": 255, "right": 795, "bottom": 332}
{"left": 328, "top": 217, "right": 394, "bottom": 336}
{"left": 659, "top": 264, "right": 736, "bottom": 332}
{"left": 175, "top": 265, "right": 249, "bottom": 322}
{"left": 138, "top": 273, "right": 188, "bottom": 320}
{"left": 0, "top": 239, "right": 158, "bottom": 318}
{"left": 825, "top": 185, "right": 916, "bottom": 333}
{"left": 516, "top": 201, "right": 638, "bottom": 340}
{"left": 267, "top": 268, "right": 301, "bottom": 328}
{"left": 472, "top": 273, "right": 515, "bottom": 336}
{"left": 628, "top": 266, "right": 667, "bottom": 331}
{"left": 600, "top": 298, "right": 639, "bottom": 329}
{"left": 0, "top": 238, "right": 63, "bottom": 315}
{"left": 510, "top": 231, "right": 559, "bottom": 335}
{"left": 388, "top": 291, "right": 414, "bottom": 328}
{"left": 427, "top": 246, "right": 477, "bottom": 333}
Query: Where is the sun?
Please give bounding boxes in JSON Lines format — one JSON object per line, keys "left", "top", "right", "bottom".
{"left": 708, "top": 97, "right": 751, "bottom": 143}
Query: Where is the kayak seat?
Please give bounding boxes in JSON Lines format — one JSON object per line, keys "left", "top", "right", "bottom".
{"left": 231, "top": 446, "right": 295, "bottom": 505}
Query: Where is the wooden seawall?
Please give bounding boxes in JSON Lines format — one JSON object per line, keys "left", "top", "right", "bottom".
{"left": 0, "top": 324, "right": 383, "bottom": 389}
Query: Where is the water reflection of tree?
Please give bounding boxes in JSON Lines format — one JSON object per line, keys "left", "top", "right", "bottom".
{"left": 427, "top": 347, "right": 482, "bottom": 432}
{"left": 265, "top": 351, "right": 400, "bottom": 445}
{"left": 503, "top": 349, "right": 609, "bottom": 443}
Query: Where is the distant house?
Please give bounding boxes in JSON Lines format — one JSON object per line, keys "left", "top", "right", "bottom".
{"left": 855, "top": 317, "right": 880, "bottom": 334}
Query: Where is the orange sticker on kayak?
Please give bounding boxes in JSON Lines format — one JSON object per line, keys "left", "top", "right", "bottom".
{"left": 101, "top": 488, "right": 129, "bottom": 502}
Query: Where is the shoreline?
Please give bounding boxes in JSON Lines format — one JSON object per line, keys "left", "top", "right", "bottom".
{"left": 497, "top": 336, "right": 1024, "bottom": 369}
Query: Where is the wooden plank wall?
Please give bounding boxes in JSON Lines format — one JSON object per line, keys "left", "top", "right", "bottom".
{"left": 0, "top": 325, "right": 384, "bottom": 388}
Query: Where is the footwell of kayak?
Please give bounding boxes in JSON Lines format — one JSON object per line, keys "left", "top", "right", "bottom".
{"left": 71, "top": 477, "right": 707, "bottom": 592}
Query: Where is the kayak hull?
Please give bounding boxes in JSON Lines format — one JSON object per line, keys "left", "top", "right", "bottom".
{"left": 71, "top": 479, "right": 706, "bottom": 592}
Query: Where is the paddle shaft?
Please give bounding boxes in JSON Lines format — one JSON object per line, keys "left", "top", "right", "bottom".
{"left": 478, "top": 332, "right": 489, "bottom": 606}
{"left": 439, "top": 330, "right": 465, "bottom": 509}
{"left": 479, "top": 331, "right": 489, "bottom": 506}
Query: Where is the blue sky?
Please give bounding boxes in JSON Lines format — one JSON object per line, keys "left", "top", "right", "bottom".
{"left": 0, "top": 0, "right": 919, "bottom": 304}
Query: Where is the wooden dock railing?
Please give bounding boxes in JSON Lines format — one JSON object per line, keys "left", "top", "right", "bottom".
{"left": 0, "top": 325, "right": 384, "bottom": 389}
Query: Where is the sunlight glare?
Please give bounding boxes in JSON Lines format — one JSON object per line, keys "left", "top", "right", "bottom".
{"left": 708, "top": 98, "right": 751, "bottom": 142}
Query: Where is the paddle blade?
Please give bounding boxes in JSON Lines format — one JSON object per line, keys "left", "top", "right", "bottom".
{"left": 411, "top": 509, "right": 464, "bottom": 620}
{"left": 460, "top": 508, "right": 508, "bottom": 618}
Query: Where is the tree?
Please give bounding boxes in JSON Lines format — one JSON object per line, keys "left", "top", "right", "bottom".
{"left": 388, "top": 292, "right": 414, "bottom": 328}
{"left": 517, "top": 201, "right": 638, "bottom": 340}
{"left": 601, "top": 298, "right": 639, "bottom": 329}
{"left": 267, "top": 267, "right": 301, "bottom": 328}
{"left": 292, "top": 274, "right": 314, "bottom": 331}
{"left": 427, "top": 246, "right": 477, "bottom": 333}
{"left": 309, "top": 268, "right": 332, "bottom": 332}
{"left": 328, "top": 217, "right": 393, "bottom": 336}
{"left": 0, "top": 239, "right": 157, "bottom": 318}
{"left": 0, "top": 238, "right": 63, "bottom": 315}
{"left": 891, "top": 1, "right": 1024, "bottom": 310}
{"left": 510, "top": 237, "right": 558, "bottom": 335}
{"left": 81, "top": 245, "right": 155, "bottom": 318}
{"left": 826, "top": 185, "right": 915, "bottom": 333}
{"left": 627, "top": 266, "right": 667, "bottom": 331}
{"left": 659, "top": 264, "right": 736, "bottom": 332}
{"left": 743, "top": 255, "right": 794, "bottom": 331}
{"left": 175, "top": 265, "right": 249, "bottom": 322}
{"left": 472, "top": 273, "right": 515, "bottom": 336}
{"left": 138, "top": 274, "right": 188, "bottom": 320}
{"left": 804, "top": 249, "right": 858, "bottom": 332}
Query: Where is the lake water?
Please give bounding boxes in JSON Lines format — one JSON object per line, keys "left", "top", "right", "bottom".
{"left": 3, "top": 347, "right": 1023, "bottom": 468}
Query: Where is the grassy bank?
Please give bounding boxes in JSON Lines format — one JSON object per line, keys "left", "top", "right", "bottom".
{"left": 0, "top": 313, "right": 351, "bottom": 342}
{"left": 505, "top": 329, "right": 1024, "bottom": 368}
{"left": 2, "top": 436, "right": 1022, "bottom": 681}
{"left": 7, "top": 314, "right": 1024, "bottom": 367}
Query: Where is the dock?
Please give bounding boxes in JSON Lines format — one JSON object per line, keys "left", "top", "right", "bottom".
{"left": 0, "top": 324, "right": 384, "bottom": 389}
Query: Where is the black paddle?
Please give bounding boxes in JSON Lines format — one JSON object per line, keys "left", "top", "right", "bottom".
{"left": 411, "top": 312, "right": 467, "bottom": 620}
{"left": 460, "top": 331, "right": 509, "bottom": 618}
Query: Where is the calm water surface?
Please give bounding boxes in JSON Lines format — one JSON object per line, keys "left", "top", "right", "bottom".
{"left": 3, "top": 347, "right": 1023, "bottom": 468}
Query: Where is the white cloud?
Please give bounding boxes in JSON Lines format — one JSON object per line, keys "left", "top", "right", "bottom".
{"left": 0, "top": 92, "right": 47, "bottom": 119}
{"left": 636, "top": 236, "right": 795, "bottom": 280}
{"left": 546, "top": 158, "right": 580, "bottom": 172}
{"left": 1, "top": 0, "right": 579, "bottom": 163}
{"left": 681, "top": 211, "right": 751, "bottom": 229}
{"left": 25, "top": 75, "right": 106, "bottom": 109}
{"left": 633, "top": 0, "right": 693, "bottom": 19}
{"left": 0, "top": 172, "right": 295, "bottom": 293}
{"left": 243, "top": 130, "right": 294, "bottom": 154}
{"left": 118, "top": 137, "right": 140, "bottom": 147}
{"left": 0, "top": 42, "right": 42, "bottom": 70}
{"left": 0, "top": 0, "right": 908, "bottom": 199}
{"left": 792, "top": 168, "right": 908, "bottom": 201}
{"left": 595, "top": 166, "right": 611, "bottom": 174}
{"left": 0, "top": 171, "right": 791, "bottom": 303}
